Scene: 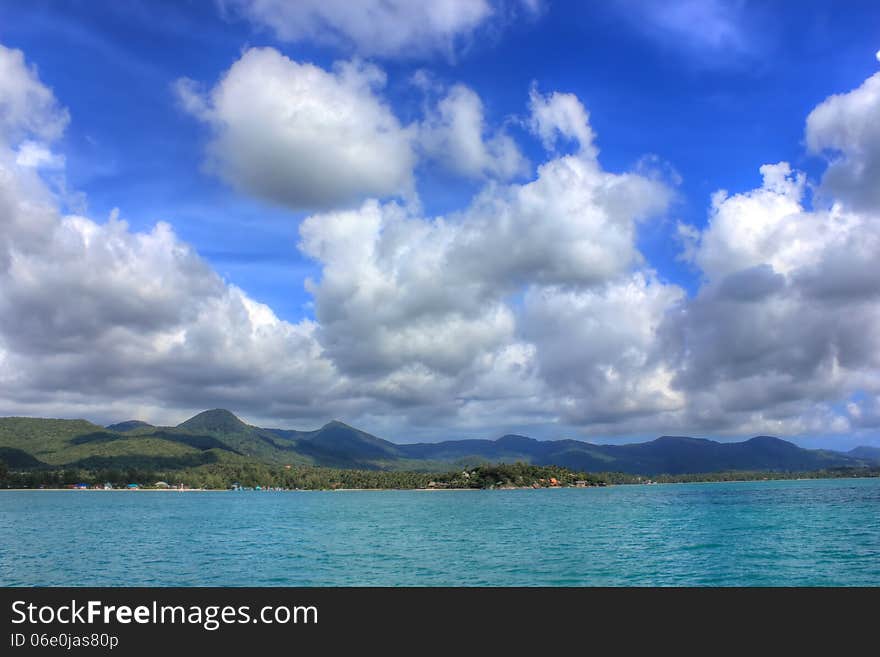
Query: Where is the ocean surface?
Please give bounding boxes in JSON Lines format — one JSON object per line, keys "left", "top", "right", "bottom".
{"left": 2, "top": 478, "right": 879, "bottom": 586}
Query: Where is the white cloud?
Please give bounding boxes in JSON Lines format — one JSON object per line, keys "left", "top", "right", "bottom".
{"left": 689, "top": 162, "right": 812, "bottom": 279}
{"left": 1, "top": 208, "right": 338, "bottom": 418}
{"left": 449, "top": 155, "right": 671, "bottom": 288}
{"left": 669, "top": 156, "right": 880, "bottom": 435}
{"left": 15, "top": 141, "right": 64, "bottom": 169}
{"left": 298, "top": 146, "right": 672, "bottom": 378}
{"left": 176, "top": 47, "right": 416, "bottom": 210}
{"left": 419, "top": 83, "right": 528, "bottom": 180}
{"left": 221, "top": 0, "right": 498, "bottom": 59}
{"left": 806, "top": 71, "right": 880, "bottom": 212}
{"left": 0, "top": 45, "right": 342, "bottom": 425}
{"left": 0, "top": 152, "right": 342, "bottom": 420}
{"left": 522, "top": 274, "right": 685, "bottom": 429}
{"left": 527, "top": 86, "right": 597, "bottom": 157}
{"left": 0, "top": 44, "right": 69, "bottom": 143}
{"left": 180, "top": 52, "right": 535, "bottom": 203}
{"left": 293, "top": 121, "right": 677, "bottom": 437}
{"left": 298, "top": 200, "right": 518, "bottom": 378}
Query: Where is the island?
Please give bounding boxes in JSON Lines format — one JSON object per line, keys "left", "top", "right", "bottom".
{"left": 2, "top": 410, "right": 879, "bottom": 490}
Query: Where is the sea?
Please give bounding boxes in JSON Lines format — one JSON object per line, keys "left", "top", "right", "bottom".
{"left": 2, "top": 478, "right": 878, "bottom": 586}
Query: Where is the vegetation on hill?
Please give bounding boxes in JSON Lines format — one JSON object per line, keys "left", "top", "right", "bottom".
{"left": 0, "top": 461, "right": 603, "bottom": 490}
{"left": 105, "top": 420, "right": 155, "bottom": 433}
{"left": 1, "top": 458, "right": 877, "bottom": 491}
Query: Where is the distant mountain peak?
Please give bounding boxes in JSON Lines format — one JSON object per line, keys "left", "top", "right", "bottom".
{"left": 495, "top": 434, "right": 537, "bottom": 445}
{"left": 652, "top": 436, "right": 709, "bottom": 445}
{"left": 177, "top": 409, "right": 248, "bottom": 433}
{"left": 849, "top": 445, "right": 880, "bottom": 454}
{"left": 847, "top": 446, "right": 880, "bottom": 463}
{"left": 745, "top": 435, "right": 796, "bottom": 448}
{"left": 313, "top": 421, "right": 380, "bottom": 443}
{"left": 322, "top": 419, "right": 353, "bottom": 430}
{"left": 294, "top": 418, "right": 401, "bottom": 463}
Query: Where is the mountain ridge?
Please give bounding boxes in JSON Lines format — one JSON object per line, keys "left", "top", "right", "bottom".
{"left": 1, "top": 409, "right": 877, "bottom": 476}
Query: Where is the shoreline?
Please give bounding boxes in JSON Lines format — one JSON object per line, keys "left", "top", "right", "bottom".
{"left": 2, "top": 474, "right": 877, "bottom": 493}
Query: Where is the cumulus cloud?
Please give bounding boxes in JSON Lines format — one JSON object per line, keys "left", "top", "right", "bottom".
{"left": 0, "top": 143, "right": 341, "bottom": 421}
{"left": 0, "top": 45, "right": 341, "bottom": 425}
{"left": 298, "top": 149, "right": 673, "bottom": 383}
{"left": 292, "top": 125, "right": 680, "bottom": 437}
{"left": 179, "top": 52, "right": 537, "bottom": 205}
{"left": 527, "top": 86, "right": 597, "bottom": 157}
{"left": 806, "top": 70, "right": 880, "bottom": 212}
{"left": 668, "top": 156, "right": 880, "bottom": 435}
{"left": 521, "top": 274, "right": 684, "bottom": 429}
{"left": 0, "top": 44, "right": 69, "bottom": 142}
{"left": 221, "top": 0, "right": 537, "bottom": 59}
{"left": 176, "top": 48, "right": 416, "bottom": 210}
{"left": 298, "top": 200, "right": 518, "bottom": 378}
{"left": 419, "top": 83, "right": 528, "bottom": 180}
{"left": 449, "top": 156, "right": 671, "bottom": 287}
{"left": 690, "top": 163, "right": 810, "bottom": 279}
{"left": 5, "top": 39, "right": 880, "bottom": 443}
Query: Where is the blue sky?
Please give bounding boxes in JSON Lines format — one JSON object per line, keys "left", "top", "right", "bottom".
{"left": 1, "top": 1, "right": 879, "bottom": 446}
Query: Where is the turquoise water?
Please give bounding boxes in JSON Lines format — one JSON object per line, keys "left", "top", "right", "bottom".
{"left": 1, "top": 478, "right": 879, "bottom": 586}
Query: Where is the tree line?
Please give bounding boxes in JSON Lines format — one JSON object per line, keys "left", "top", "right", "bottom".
{"left": 0, "top": 458, "right": 877, "bottom": 490}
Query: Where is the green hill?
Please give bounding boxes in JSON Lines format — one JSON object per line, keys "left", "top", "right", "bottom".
{"left": 281, "top": 420, "right": 403, "bottom": 468}
{"left": 0, "top": 417, "right": 109, "bottom": 462}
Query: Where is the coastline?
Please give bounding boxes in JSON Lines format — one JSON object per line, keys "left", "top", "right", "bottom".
{"left": 3, "top": 473, "right": 878, "bottom": 493}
